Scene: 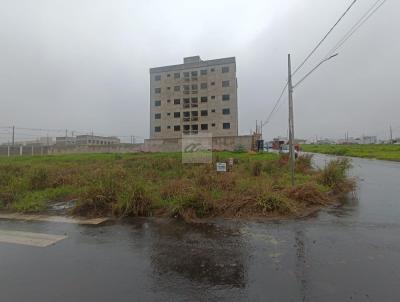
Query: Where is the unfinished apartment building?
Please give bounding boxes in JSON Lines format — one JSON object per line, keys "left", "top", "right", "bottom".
{"left": 149, "top": 56, "right": 238, "bottom": 139}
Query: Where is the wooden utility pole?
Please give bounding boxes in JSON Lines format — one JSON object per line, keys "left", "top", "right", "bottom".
{"left": 288, "top": 54, "right": 295, "bottom": 186}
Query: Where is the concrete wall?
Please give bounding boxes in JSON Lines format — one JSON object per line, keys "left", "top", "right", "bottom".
{"left": 0, "top": 135, "right": 255, "bottom": 156}
{"left": 143, "top": 135, "right": 254, "bottom": 152}
{"left": 0, "top": 144, "right": 143, "bottom": 156}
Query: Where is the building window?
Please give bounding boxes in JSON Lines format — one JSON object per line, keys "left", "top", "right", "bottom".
{"left": 155, "top": 113, "right": 161, "bottom": 119}
{"left": 211, "top": 68, "right": 215, "bottom": 72}
{"left": 191, "top": 111, "right": 198, "bottom": 117}
{"left": 167, "top": 112, "right": 171, "bottom": 116}
{"left": 174, "top": 112, "right": 180, "bottom": 118}
{"left": 155, "top": 126, "right": 161, "bottom": 132}
{"left": 174, "top": 86, "right": 180, "bottom": 92}
{"left": 174, "top": 73, "right": 180, "bottom": 79}
{"left": 222, "top": 108, "right": 230, "bottom": 115}
{"left": 174, "top": 99, "right": 180, "bottom": 105}
{"left": 167, "top": 74, "right": 171, "bottom": 77}
{"left": 191, "top": 124, "right": 198, "bottom": 131}
{"left": 191, "top": 71, "right": 198, "bottom": 77}
{"left": 222, "top": 66, "right": 229, "bottom": 73}
{"left": 200, "top": 83, "right": 207, "bottom": 89}
{"left": 201, "top": 110, "right": 208, "bottom": 116}
{"left": 183, "top": 98, "right": 190, "bottom": 104}
{"left": 191, "top": 97, "right": 198, "bottom": 103}
{"left": 167, "top": 126, "right": 171, "bottom": 129}
{"left": 183, "top": 85, "right": 190, "bottom": 91}
{"left": 167, "top": 99, "right": 171, "bottom": 103}
{"left": 167, "top": 87, "right": 171, "bottom": 90}
{"left": 211, "top": 82, "right": 215, "bottom": 86}
{"left": 154, "top": 75, "right": 161, "bottom": 81}
{"left": 212, "top": 123, "right": 216, "bottom": 127}
{"left": 154, "top": 100, "right": 161, "bottom": 107}
{"left": 222, "top": 94, "right": 230, "bottom": 101}
{"left": 174, "top": 125, "right": 180, "bottom": 131}
{"left": 200, "top": 69, "right": 207, "bottom": 75}
{"left": 222, "top": 80, "right": 230, "bottom": 87}
{"left": 155, "top": 88, "right": 161, "bottom": 93}
{"left": 201, "top": 96, "right": 208, "bottom": 103}
{"left": 183, "top": 72, "right": 189, "bottom": 78}
{"left": 223, "top": 123, "right": 231, "bottom": 129}
{"left": 183, "top": 111, "right": 190, "bottom": 117}
{"left": 211, "top": 109, "right": 216, "bottom": 113}
{"left": 211, "top": 96, "right": 215, "bottom": 100}
{"left": 191, "top": 84, "right": 198, "bottom": 90}
{"left": 201, "top": 124, "right": 208, "bottom": 130}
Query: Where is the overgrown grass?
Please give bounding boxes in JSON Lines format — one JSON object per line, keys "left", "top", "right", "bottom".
{"left": 0, "top": 152, "right": 354, "bottom": 220}
{"left": 302, "top": 144, "right": 400, "bottom": 161}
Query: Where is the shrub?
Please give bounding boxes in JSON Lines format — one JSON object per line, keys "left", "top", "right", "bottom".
{"left": 29, "top": 168, "right": 50, "bottom": 190}
{"left": 114, "top": 182, "right": 152, "bottom": 217}
{"left": 256, "top": 191, "right": 292, "bottom": 214}
{"left": 318, "top": 158, "right": 352, "bottom": 189}
{"left": 252, "top": 161, "right": 262, "bottom": 176}
{"left": 287, "top": 183, "right": 330, "bottom": 205}
{"left": 73, "top": 173, "right": 119, "bottom": 216}
{"left": 295, "top": 154, "right": 313, "bottom": 173}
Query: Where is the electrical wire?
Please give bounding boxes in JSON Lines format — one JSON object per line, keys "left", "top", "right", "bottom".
{"left": 325, "top": 0, "right": 388, "bottom": 58}
{"left": 262, "top": 81, "right": 288, "bottom": 127}
{"left": 292, "top": 0, "right": 358, "bottom": 76}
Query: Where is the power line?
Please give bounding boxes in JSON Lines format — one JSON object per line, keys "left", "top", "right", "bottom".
{"left": 293, "top": 53, "right": 339, "bottom": 88}
{"left": 325, "top": 0, "right": 388, "bottom": 58}
{"left": 262, "top": 81, "right": 288, "bottom": 127}
{"left": 292, "top": 0, "right": 358, "bottom": 76}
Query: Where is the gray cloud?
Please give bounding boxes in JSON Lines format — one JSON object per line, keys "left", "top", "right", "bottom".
{"left": 0, "top": 0, "right": 398, "bottom": 142}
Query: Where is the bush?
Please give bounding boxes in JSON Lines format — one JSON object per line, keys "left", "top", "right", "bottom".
{"left": 318, "top": 158, "right": 352, "bottom": 189}
{"left": 29, "top": 168, "right": 50, "bottom": 190}
{"left": 287, "top": 183, "right": 330, "bottom": 205}
{"left": 295, "top": 154, "right": 313, "bottom": 173}
{"left": 252, "top": 161, "right": 262, "bottom": 176}
{"left": 256, "top": 191, "right": 292, "bottom": 214}
{"left": 114, "top": 182, "right": 152, "bottom": 217}
{"left": 73, "top": 173, "right": 119, "bottom": 216}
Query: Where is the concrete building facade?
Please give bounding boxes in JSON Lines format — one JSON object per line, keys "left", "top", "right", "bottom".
{"left": 149, "top": 56, "right": 238, "bottom": 139}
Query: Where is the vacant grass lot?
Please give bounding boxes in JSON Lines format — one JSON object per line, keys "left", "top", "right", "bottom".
{"left": 302, "top": 144, "right": 400, "bottom": 161}
{"left": 0, "top": 152, "right": 354, "bottom": 221}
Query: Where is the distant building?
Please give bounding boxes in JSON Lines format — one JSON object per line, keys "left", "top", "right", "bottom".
{"left": 75, "top": 135, "right": 120, "bottom": 146}
{"left": 317, "top": 139, "right": 336, "bottom": 145}
{"left": 56, "top": 136, "right": 76, "bottom": 146}
{"left": 149, "top": 56, "right": 238, "bottom": 139}
{"left": 361, "top": 136, "right": 377, "bottom": 144}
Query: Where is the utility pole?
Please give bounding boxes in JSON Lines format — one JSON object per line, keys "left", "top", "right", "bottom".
{"left": 389, "top": 125, "right": 393, "bottom": 144}
{"left": 12, "top": 126, "right": 15, "bottom": 146}
{"left": 288, "top": 54, "right": 295, "bottom": 186}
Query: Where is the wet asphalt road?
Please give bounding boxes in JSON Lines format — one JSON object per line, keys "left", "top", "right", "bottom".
{"left": 0, "top": 154, "right": 400, "bottom": 302}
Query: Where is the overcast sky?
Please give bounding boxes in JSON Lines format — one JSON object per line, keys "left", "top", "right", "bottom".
{"left": 0, "top": 0, "right": 398, "bottom": 142}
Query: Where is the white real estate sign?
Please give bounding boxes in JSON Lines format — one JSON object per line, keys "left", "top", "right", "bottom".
{"left": 216, "top": 162, "right": 227, "bottom": 172}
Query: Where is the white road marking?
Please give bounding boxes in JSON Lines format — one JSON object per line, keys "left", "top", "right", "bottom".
{"left": 0, "top": 230, "right": 67, "bottom": 247}
{"left": 0, "top": 213, "right": 108, "bottom": 225}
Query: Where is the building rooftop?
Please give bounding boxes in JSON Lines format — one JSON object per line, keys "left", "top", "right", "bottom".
{"left": 150, "top": 56, "right": 235, "bottom": 74}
